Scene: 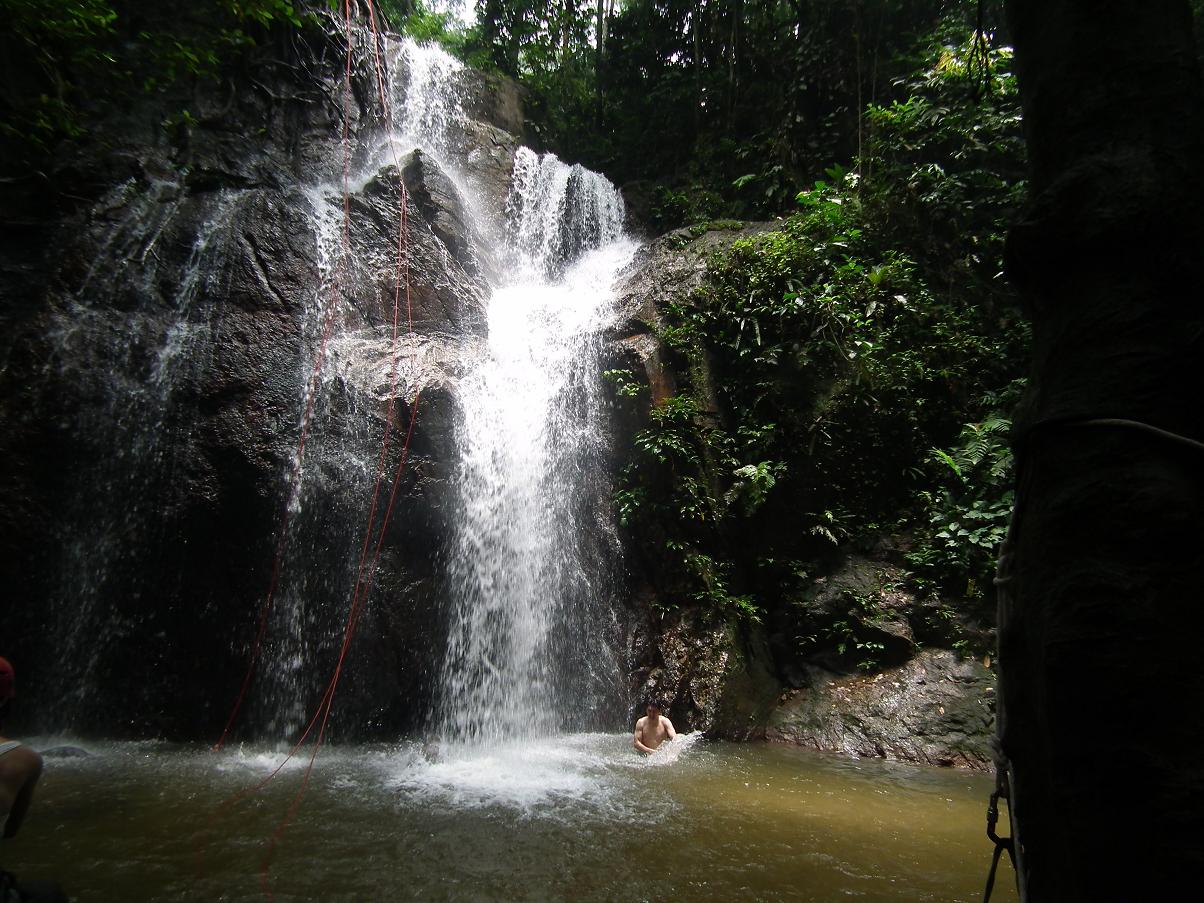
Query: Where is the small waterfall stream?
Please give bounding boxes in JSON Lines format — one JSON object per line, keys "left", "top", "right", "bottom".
{"left": 42, "top": 181, "right": 248, "bottom": 726}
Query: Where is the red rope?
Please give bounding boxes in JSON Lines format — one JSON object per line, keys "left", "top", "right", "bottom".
{"left": 213, "top": 0, "right": 366, "bottom": 755}
{"left": 211, "top": 2, "right": 428, "bottom": 898}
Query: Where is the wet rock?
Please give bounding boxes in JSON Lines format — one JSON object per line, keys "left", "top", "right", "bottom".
{"left": 618, "top": 180, "right": 657, "bottom": 235}
{"left": 788, "top": 555, "right": 918, "bottom": 673}
{"left": 453, "top": 118, "right": 522, "bottom": 235}
{"left": 401, "top": 150, "right": 478, "bottom": 276}
{"left": 610, "top": 221, "right": 772, "bottom": 339}
{"left": 0, "top": 27, "right": 517, "bottom": 740}
{"left": 766, "top": 649, "right": 996, "bottom": 769}
{"left": 351, "top": 164, "right": 488, "bottom": 334}
{"left": 455, "top": 67, "right": 528, "bottom": 141}
{"left": 630, "top": 605, "right": 780, "bottom": 738}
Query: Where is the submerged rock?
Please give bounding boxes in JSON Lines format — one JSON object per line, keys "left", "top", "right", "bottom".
{"left": 40, "top": 746, "right": 92, "bottom": 759}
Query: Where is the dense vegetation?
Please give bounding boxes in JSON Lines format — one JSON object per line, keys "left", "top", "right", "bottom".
{"left": 0, "top": 1, "right": 318, "bottom": 169}
{"left": 609, "top": 34, "right": 1027, "bottom": 670}
{"left": 378, "top": 2, "right": 1012, "bottom": 221}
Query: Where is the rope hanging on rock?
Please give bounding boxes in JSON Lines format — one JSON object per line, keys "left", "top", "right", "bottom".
{"left": 256, "top": 5, "right": 423, "bottom": 897}
{"left": 203, "top": 3, "right": 426, "bottom": 898}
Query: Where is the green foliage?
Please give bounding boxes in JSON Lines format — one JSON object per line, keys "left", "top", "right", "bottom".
{"left": 457, "top": 0, "right": 599, "bottom": 148}
{"left": 376, "top": 1, "right": 482, "bottom": 59}
{"left": 907, "top": 384, "right": 1021, "bottom": 607}
{"left": 672, "top": 543, "right": 761, "bottom": 622}
{"left": 588, "top": 2, "right": 1003, "bottom": 216}
{"left": 449, "top": 2, "right": 1005, "bottom": 210}
{"left": 0, "top": 0, "right": 120, "bottom": 152}
{"left": 725, "top": 461, "right": 785, "bottom": 516}
{"left": 823, "top": 618, "right": 887, "bottom": 672}
{"left": 0, "top": 0, "right": 311, "bottom": 167}
{"left": 633, "top": 394, "right": 703, "bottom": 469}
{"left": 228, "top": 0, "right": 301, "bottom": 28}
{"left": 649, "top": 185, "right": 726, "bottom": 233}
{"left": 612, "top": 26, "right": 1027, "bottom": 651}
{"left": 861, "top": 37, "right": 1025, "bottom": 283}
{"left": 602, "top": 368, "right": 644, "bottom": 398}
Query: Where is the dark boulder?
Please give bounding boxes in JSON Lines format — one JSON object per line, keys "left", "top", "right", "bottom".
{"left": 767, "top": 650, "right": 996, "bottom": 769}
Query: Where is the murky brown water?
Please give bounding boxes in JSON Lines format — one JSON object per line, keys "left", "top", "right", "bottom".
{"left": 3, "top": 734, "right": 1017, "bottom": 902}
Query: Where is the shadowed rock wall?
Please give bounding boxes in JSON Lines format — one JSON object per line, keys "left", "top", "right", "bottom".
{"left": 0, "top": 20, "right": 524, "bottom": 741}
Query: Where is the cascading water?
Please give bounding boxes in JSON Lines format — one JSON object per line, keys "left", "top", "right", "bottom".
{"left": 41, "top": 181, "right": 247, "bottom": 727}
{"left": 18, "top": 20, "right": 635, "bottom": 747}
{"left": 260, "top": 35, "right": 636, "bottom": 745}
{"left": 436, "top": 147, "right": 635, "bottom": 746}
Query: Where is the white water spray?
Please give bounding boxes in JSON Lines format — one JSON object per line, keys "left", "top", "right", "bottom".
{"left": 370, "top": 42, "right": 637, "bottom": 748}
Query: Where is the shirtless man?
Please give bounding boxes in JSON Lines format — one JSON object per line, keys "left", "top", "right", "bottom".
{"left": 633, "top": 699, "right": 676, "bottom": 754}
{"left": 0, "top": 657, "right": 44, "bottom": 840}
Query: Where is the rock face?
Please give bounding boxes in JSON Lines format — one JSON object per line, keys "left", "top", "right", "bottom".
{"left": 400, "top": 151, "right": 478, "bottom": 277}
{"left": 350, "top": 159, "right": 488, "bottom": 331}
{"left": 0, "top": 26, "right": 523, "bottom": 740}
{"left": 606, "top": 222, "right": 999, "bottom": 768}
{"left": 628, "top": 603, "right": 780, "bottom": 738}
{"left": 767, "top": 650, "right": 996, "bottom": 768}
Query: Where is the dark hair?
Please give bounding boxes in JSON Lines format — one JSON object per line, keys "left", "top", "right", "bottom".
{"left": 644, "top": 697, "right": 666, "bottom": 711}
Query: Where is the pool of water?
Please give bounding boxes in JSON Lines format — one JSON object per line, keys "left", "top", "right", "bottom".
{"left": 2, "top": 734, "right": 1017, "bottom": 902}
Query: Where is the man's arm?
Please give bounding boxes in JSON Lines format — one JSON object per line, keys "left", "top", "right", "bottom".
{"left": 662, "top": 715, "right": 677, "bottom": 742}
{"left": 2, "top": 750, "right": 43, "bottom": 839}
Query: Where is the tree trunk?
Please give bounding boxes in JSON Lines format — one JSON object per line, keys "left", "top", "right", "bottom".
{"left": 693, "top": 3, "right": 704, "bottom": 138}
{"left": 1001, "top": 2, "right": 1204, "bottom": 900}
{"left": 726, "top": 0, "right": 741, "bottom": 134}
{"left": 595, "top": 0, "right": 605, "bottom": 128}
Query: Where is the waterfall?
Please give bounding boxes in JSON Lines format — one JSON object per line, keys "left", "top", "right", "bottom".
{"left": 18, "top": 28, "right": 634, "bottom": 742}
{"left": 384, "top": 48, "right": 636, "bottom": 747}
{"left": 272, "top": 36, "right": 635, "bottom": 744}
{"left": 436, "top": 168, "right": 634, "bottom": 746}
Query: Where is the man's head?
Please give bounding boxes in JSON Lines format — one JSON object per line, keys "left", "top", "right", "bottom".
{"left": 0, "top": 657, "right": 14, "bottom": 702}
{"left": 644, "top": 697, "right": 665, "bottom": 717}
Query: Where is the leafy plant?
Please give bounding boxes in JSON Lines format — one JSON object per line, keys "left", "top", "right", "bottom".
{"left": 908, "top": 395, "right": 1019, "bottom": 606}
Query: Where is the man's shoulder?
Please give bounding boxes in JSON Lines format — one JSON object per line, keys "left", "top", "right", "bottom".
{"left": 0, "top": 745, "right": 42, "bottom": 774}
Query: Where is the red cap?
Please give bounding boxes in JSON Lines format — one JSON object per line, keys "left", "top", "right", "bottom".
{"left": 0, "top": 657, "right": 14, "bottom": 700}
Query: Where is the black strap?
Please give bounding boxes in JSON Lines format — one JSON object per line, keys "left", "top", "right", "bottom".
{"left": 983, "top": 837, "right": 1016, "bottom": 903}
{"left": 982, "top": 776, "right": 1016, "bottom": 903}
{"left": 1016, "top": 415, "right": 1204, "bottom": 456}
